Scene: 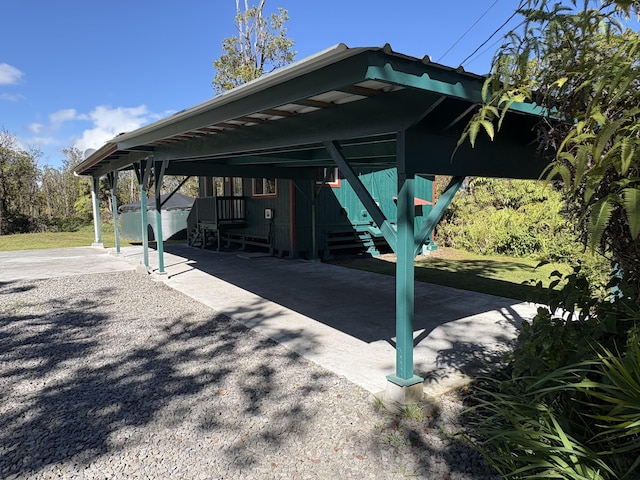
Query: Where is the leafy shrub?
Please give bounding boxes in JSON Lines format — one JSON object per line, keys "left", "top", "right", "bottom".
{"left": 44, "top": 216, "right": 91, "bottom": 233}
{"left": 465, "top": 268, "right": 640, "bottom": 479}
{"left": 437, "top": 178, "right": 576, "bottom": 259}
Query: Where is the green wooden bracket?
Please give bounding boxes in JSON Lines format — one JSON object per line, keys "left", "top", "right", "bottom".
{"left": 160, "top": 176, "right": 191, "bottom": 208}
{"left": 413, "top": 176, "right": 464, "bottom": 257}
{"left": 323, "top": 140, "right": 398, "bottom": 253}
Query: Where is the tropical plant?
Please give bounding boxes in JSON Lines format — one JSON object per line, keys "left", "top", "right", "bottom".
{"left": 461, "top": 0, "right": 640, "bottom": 300}
{"left": 460, "top": 2, "right": 640, "bottom": 478}
{"left": 465, "top": 335, "right": 640, "bottom": 479}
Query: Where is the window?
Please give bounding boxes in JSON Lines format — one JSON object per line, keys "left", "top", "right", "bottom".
{"left": 316, "top": 167, "right": 340, "bottom": 188}
{"left": 232, "top": 177, "right": 243, "bottom": 196}
{"left": 252, "top": 178, "right": 277, "bottom": 197}
{"left": 214, "top": 177, "right": 225, "bottom": 196}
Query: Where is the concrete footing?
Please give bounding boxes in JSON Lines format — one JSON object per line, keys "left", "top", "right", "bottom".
{"left": 151, "top": 271, "right": 168, "bottom": 282}
{"left": 373, "top": 380, "right": 425, "bottom": 411}
{"left": 135, "top": 264, "right": 150, "bottom": 275}
{"left": 91, "top": 242, "right": 104, "bottom": 248}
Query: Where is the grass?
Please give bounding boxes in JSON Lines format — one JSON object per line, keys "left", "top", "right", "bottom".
{"left": 1, "top": 227, "right": 566, "bottom": 302}
{"left": 0, "top": 224, "right": 132, "bottom": 251}
{"left": 329, "top": 247, "right": 572, "bottom": 302}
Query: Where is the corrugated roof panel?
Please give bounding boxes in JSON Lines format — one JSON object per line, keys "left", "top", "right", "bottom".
{"left": 355, "top": 80, "right": 405, "bottom": 93}
{"left": 309, "top": 90, "right": 365, "bottom": 105}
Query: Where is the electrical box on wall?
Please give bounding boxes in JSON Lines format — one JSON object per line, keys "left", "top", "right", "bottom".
{"left": 264, "top": 208, "right": 273, "bottom": 219}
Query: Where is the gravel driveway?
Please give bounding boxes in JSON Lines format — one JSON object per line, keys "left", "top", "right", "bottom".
{"left": 0, "top": 271, "right": 499, "bottom": 479}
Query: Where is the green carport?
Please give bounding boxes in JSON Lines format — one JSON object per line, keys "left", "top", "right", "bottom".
{"left": 75, "top": 43, "right": 548, "bottom": 403}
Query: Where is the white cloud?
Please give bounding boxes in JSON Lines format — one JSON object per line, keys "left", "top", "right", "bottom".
{"left": 28, "top": 123, "right": 44, "bottom": 133}
{"left": 0, "top": 92, "right": 23, "bottom": 101}
{"left": 49, "top": 108, "right": 85, "bottom": 125}
{"left": 74, "top": 105, "right": 155, "bottom": 153}
{"left": 0, "top": 63, "right": 23, "bottom": 85}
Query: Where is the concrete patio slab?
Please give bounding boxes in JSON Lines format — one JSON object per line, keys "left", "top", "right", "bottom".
{"left": 0, "top": 244, "right": 537, "bottom": 396}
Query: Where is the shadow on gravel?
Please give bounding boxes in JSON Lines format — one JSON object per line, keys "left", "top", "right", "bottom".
{"left": 0, "top": 265, "right": 504, "bottom": 478}
{"left": 0, "top": 275, "right": 327, "bottom": 478}
{"left": 0, "top": 280, "right": 36, "bottom": 294}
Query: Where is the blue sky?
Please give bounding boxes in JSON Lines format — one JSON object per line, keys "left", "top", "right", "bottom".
{"left": 2, "top": 0, "right": 527, "bottom": 168}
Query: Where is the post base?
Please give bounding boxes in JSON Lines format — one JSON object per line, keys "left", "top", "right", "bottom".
{"left": 135, "top": 264, "right": 150, "bottom": 275}
{"left": 373, "top": 376, "right": 424, "bottom": 409}
{"left": 151, "top": 271, "right": 168, "bottom": 282}
{"left": 91, "top": 242, "right": 104, "bottom": 248}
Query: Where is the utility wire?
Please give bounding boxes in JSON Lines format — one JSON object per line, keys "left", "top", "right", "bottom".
{"left": 463, "top": 19, "right": 525, "bottom": 68}
{"left": 437, "top": 0, "right": 501, "bottom": 63}
{"left": 460, "top": 1, "right": 524, "bottom": 67}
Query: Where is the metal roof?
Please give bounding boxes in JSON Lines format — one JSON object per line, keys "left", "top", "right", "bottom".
{"left": 75, "top": 43, "right": 548, "bottom": 180}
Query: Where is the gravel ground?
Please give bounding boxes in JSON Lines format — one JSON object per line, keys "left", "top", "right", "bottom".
{"left": 0, "top": 271, "right": 499, "bottom": 479}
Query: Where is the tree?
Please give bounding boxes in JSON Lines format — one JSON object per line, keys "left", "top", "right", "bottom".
{"left": 463, "top": 0, "right": 640, "bottom": 300}
{"left": 0, "top": 129, "right": 41, "bottom": 234}
{"left": 212, "top": 0, "right": 295, "bottom": 93}
{"left": 461, "top": 3, "right": 640, "bottom": 477}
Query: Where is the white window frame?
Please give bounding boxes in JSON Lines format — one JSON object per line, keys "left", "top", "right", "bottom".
{"left": 251, "top": 178, "right": 277, "bottom": 197}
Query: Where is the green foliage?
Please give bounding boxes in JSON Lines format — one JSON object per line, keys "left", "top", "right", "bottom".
{"left": 466, "top": 336, "right": 640, "bottom": 479}
{"left": 437, "top": 177, "right": 579, "bottom": 260}
{"left": 466, "top": 261, "right": 640, "bottom": 478}
{"left": 463, "top": 0, "right": 640, "bottom": 299}
{"left": 0, "top": 129, "right": 41, "bottom": 235}
{"left": 212, "top": 1, "right": 295, "bottom": 93}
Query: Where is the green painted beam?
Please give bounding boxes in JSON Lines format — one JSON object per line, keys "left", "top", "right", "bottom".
{"left": 323, "top": 140, "right": 398, "bottom": 253}
{"left": 403, "top": 126, "right": 547, "bottom": 180}
{"left": 153, "top": 91, "right": 429, "bottom": 163}
{"left": 365, "top": 51, "right": 543, "bottom": 116}
{"left": 164, "top": 162, "right": 316, "bottom": 180}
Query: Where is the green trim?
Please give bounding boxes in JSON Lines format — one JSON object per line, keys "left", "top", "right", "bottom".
{"left": 386, "top": 374, "right": 424, "bottom": 387}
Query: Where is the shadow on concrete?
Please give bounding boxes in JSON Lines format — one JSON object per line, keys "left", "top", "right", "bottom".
{"left": 161, "top": 244, "right": 528, "bottom": 349}
{"left": 161, "top": 245, "right": 523, "bottom": 382}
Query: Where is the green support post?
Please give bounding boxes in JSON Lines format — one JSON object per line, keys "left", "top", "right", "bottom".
{"left": 138, "top": 159, "right": 153, "bottom": 270}
{"left": 140, "top": 182, "right": 149, "bottom": 268}
{"left": 91, "top": 176, "right": 103, "bottom": 246}
{"left": 387, "top": 173, "right": 423, "bottom": 387}
{"left": 108, "top": 172, "right": 121, "bottom": 254}
{"left": 154, "top": 160, "right": 168, "bottom": 275}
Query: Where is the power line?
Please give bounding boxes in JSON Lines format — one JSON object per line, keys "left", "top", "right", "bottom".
{"left": 463, "top": 19, "right": 525, "bottom": 68}
{"left": 460, "top": 3, "right": 523, "bottom": 67}
{"left": 437, "top": 0, "right": 502, "bottom": 63}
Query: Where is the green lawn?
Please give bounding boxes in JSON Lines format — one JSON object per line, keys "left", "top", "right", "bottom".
{"left": 0, "top": 224, "right": 131, "bottom": 251}
{"left": 1, "top": 228, "right": 564, "bottom": 302}
{"left": 329, "top": 247, "right": 570, "bottom": 302}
